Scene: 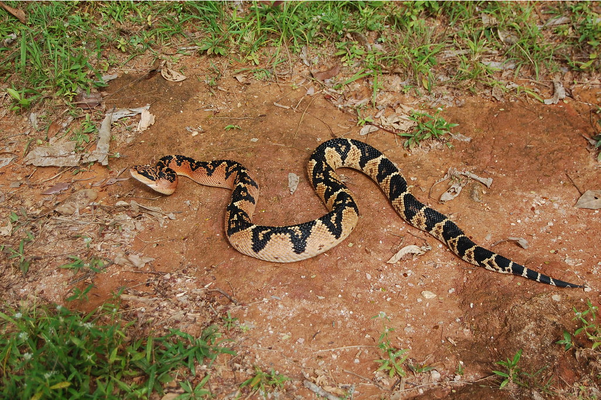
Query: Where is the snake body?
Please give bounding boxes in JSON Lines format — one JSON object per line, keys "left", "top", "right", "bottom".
{"left": 130, "top": 138, "right": 582, "bottom": 288}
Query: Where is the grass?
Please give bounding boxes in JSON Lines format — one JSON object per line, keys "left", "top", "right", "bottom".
{"left": 400, "top": 109, "right": 459, "bottom": 149}
{"left": 557, "top": 300, "right": 601, "bottom": 353}
{"left": 1, "top": 2, "right": 599, "bottom": 110}
{"left": 372, "top": 313, "right": 409, "bottom": 381}
{"left": 0, "top": 302, "right": 234, "bottom": 399}
{"left": 239, "top": 366, "right": 289, "bottom": 397}
{"left": 492, "top": 350, "right": 554, "bottom": 394}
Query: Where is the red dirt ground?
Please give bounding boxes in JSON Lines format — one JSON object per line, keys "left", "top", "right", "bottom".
{"left": 1, "top": 58, "right": 599, "bottom": 398}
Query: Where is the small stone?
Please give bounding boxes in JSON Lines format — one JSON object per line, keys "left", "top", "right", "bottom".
{"left": 421, "top": 290, "right": 437, "bottom": 299}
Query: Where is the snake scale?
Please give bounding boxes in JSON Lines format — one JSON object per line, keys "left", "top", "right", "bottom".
{"left": 130, "top": 138, "right": 583, "bottom": 288}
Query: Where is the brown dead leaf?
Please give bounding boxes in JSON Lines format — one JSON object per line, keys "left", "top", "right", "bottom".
{"left": 54, "top": 189, "right": 98, "bottom": 215}
{"left": 74, "top": 91, "right": 103, "bottom": 109}
{"left": 311, "top": 64, "right": 340, "bottom": 81}
{"left": 575, "top": 190, "right": 601, "bottom": 210}
{"left": 46, "top": 120, "right": 62, "bottom": 139}
{"left": 137, "top": 109, "right": 155, "bottom": 131}
{"left": 161, "top": 62, "right": 187, "bottom": 82}
{"left": 23, "top": 141, "right": 81, "bottom": 167}
{"left": 0, "top": 2, "right": 26, "bottom": 23}
{"left": 42, "top": 182, "right": 71, "bottom": 195}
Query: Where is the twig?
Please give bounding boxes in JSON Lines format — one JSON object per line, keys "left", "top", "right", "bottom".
{"left": 292, "top": 95, "right": 317, "bottom": 139}
{"left": 315, "top": 345, "right": 376, "bottom": 353}
{"left": 342, "top": 369, "right": 388, "bottom": 391}
{"left": 303, "top": 380, "right": 341, "bottom": 400}
{"left": 207, "top": 288, "right": 238, "bottom": 305}
{"left": 565, "top": 171, "right": 584, "bottom": 196}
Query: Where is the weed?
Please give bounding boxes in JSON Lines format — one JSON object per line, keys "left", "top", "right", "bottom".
{"left": 3, "top": 231, "right": 34, "bottom": 274}
{"left": 356, "top": 107, "right": 374, "bottom": 126}
{"left": 70, "top": 114, "right": 98, "bottom": 150}
{"left": 6, "top": 88, "right": 35, "bottom": 112}
{"left": 400, "top": 109, "right": 458, "bottom": 149}
{"left": 59, "top": 255, "right": 105, "bottom": 274}
{"left": 177, "top": 374, "right": 212, "bottom": 399}
{"left": 239, "top": 366, "right": 289, "bottom": 397}
{"left": 221, "top": 311, "right": 238, "bottom": 331}
{"left": 408, "top": 362, "right": 434, "bottom": 374}
{"left": 558, "top": 300, "right": 601, "bottom": 351}
{"left": 493, "top": 349, "right": 523, "bottom": 389}
{"left": 455, "top": 361, "right": 465, "bottom": 376}
{"left": 66, "top": 284, "right": 94, "bottom": 302}
{"left": 372, "top": 313, "right": 409, "bottom": 380}
{"left": 0, "top": 303, "right": 234, "bottom": 399}
{"left": 224, "top": 125, "right": 241, "bottom": 131}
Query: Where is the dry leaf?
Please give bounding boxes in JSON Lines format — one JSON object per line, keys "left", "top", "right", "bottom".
{"left": 74, "top": 91, "right": 103, "bottom": 108}
{"left": 387, "top": 245, "right": 430, "bottom": 264}
{"left": 23, "top": 141, "right": 81, "bottom": 167}
{"left": 0, "top": 2, "right": 26, "bottom": 23}
{"left": 575, "top": 190, "right": 601, "bottom": 210}
{"left": 507, "top": 237, "right": 530, "bottom": 249}
{"left": 0, "top": 220, "right": 12, "bottom": 237}
{"left": 311, "top": 64, "right": 340, "bottom": 81}
{"left": 161, "top": 63, "right": 187, "bottom": 82}
{"left": 544, "top": 80, "right": 566, "bottom": 105}
{"left": 359, "top": 125, "right": 379, "bottom": 136}
{"left": 440, "top": 181, "right": 466, "bottom": 202}
{"left": 137, "top": 109, "right": 155, "bottom": 131}
{"left": 54, "top": 189, "right": 98, "bottom": 215}
{"left": 42, "top": 182, "right": 70, "bottom": 195}
{"left": 288, "top": 173, "right": 299, "bottom": 195}
{"left": 0, "top": 155, "right": 15, "bottom": 169}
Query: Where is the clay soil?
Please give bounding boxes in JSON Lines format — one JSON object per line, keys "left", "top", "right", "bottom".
{"left": 1, "top": 56, "right": 600, "bottom": 399}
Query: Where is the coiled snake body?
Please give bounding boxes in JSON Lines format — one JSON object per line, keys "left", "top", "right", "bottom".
{"left": 130, "top": 138, "right": 582, "bottom": 288}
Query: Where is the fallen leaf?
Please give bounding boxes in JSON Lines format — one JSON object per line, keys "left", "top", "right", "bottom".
{"left": 288, "top": 173, "right": 299, "bottom": 195}
{"left": 440, "top": 181, "right": 466, "bottom": 202}
{"left": 0, "top": 2, "right": 27, "bottom": 23}
{"left": 23, "top": 141, "right": 81, "bottom": 167}
{"left": 74, "top": 91, "right": 103, "bottom": 109}
{"left": 575, "top": 190, "right": 601, "bottom": 210}
{"left": 161, "top": 63, "right": 187, "bottom": 82}
{"left": 507, "top": 237, "right": 530, "bottom": 249}
{"left": 0, "top": 220, "right": 12, "bottom": 236}
{"left": 42, "top": 182, "right": 70, "bottom": 195}
{"left": 311, "top": 64, "right": 340, "bottom": 81}
{"left": 544, "top": 80, "right": 566, "bottom": 105}
{"left": 54, "top": 189, "right": 98, "bottom": 215}
{"left": 387, "top": 244, "right": 430, "bottom": 264}
{"left": 137, "top": 109, "right": 155, "bottom": 131}
{"left": 83, "top": 114, "right": 112, "bottom": 165}
{"left": 0, "top": 155, "right": 15, "bottom": 169}
{"left": 359, "top": 125, "right": 379, "bottom": 136}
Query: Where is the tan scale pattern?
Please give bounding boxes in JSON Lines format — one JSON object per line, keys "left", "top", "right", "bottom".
{"left": 130, "top": 139, "right": 583, "bottom": 288}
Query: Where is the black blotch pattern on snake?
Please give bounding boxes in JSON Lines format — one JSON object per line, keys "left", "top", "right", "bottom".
{"left": 130, "top": 138, "right": 583, "bottom": 288}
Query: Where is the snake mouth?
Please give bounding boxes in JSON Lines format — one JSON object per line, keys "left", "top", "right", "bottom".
{"left": 130, "top": 167, "right": 177, "bottom": 195}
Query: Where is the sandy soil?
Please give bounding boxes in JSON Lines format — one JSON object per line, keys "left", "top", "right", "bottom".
{"left": 1, "top": 56, "right": 600, "bottom": 399}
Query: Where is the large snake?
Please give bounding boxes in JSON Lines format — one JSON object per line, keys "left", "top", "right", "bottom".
{"left": 130, "top": 138, "right": 583, "bottom": 288}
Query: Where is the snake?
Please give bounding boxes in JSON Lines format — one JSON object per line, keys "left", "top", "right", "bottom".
{"left": 130, "top": 138, "right": 583, "bottom": 288}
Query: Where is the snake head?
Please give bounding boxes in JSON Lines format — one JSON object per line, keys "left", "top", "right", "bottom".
{"left": 130, "top": 165, "right": 178, "bottom": 195}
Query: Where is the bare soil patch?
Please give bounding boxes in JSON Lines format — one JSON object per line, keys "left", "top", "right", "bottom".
{"left": 1, "top": 56, "right": 599, "bottom": 398}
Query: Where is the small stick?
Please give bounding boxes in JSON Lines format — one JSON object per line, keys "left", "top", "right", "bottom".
{"left": 303, "top": 380, "right": 341, "bottom": 400}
